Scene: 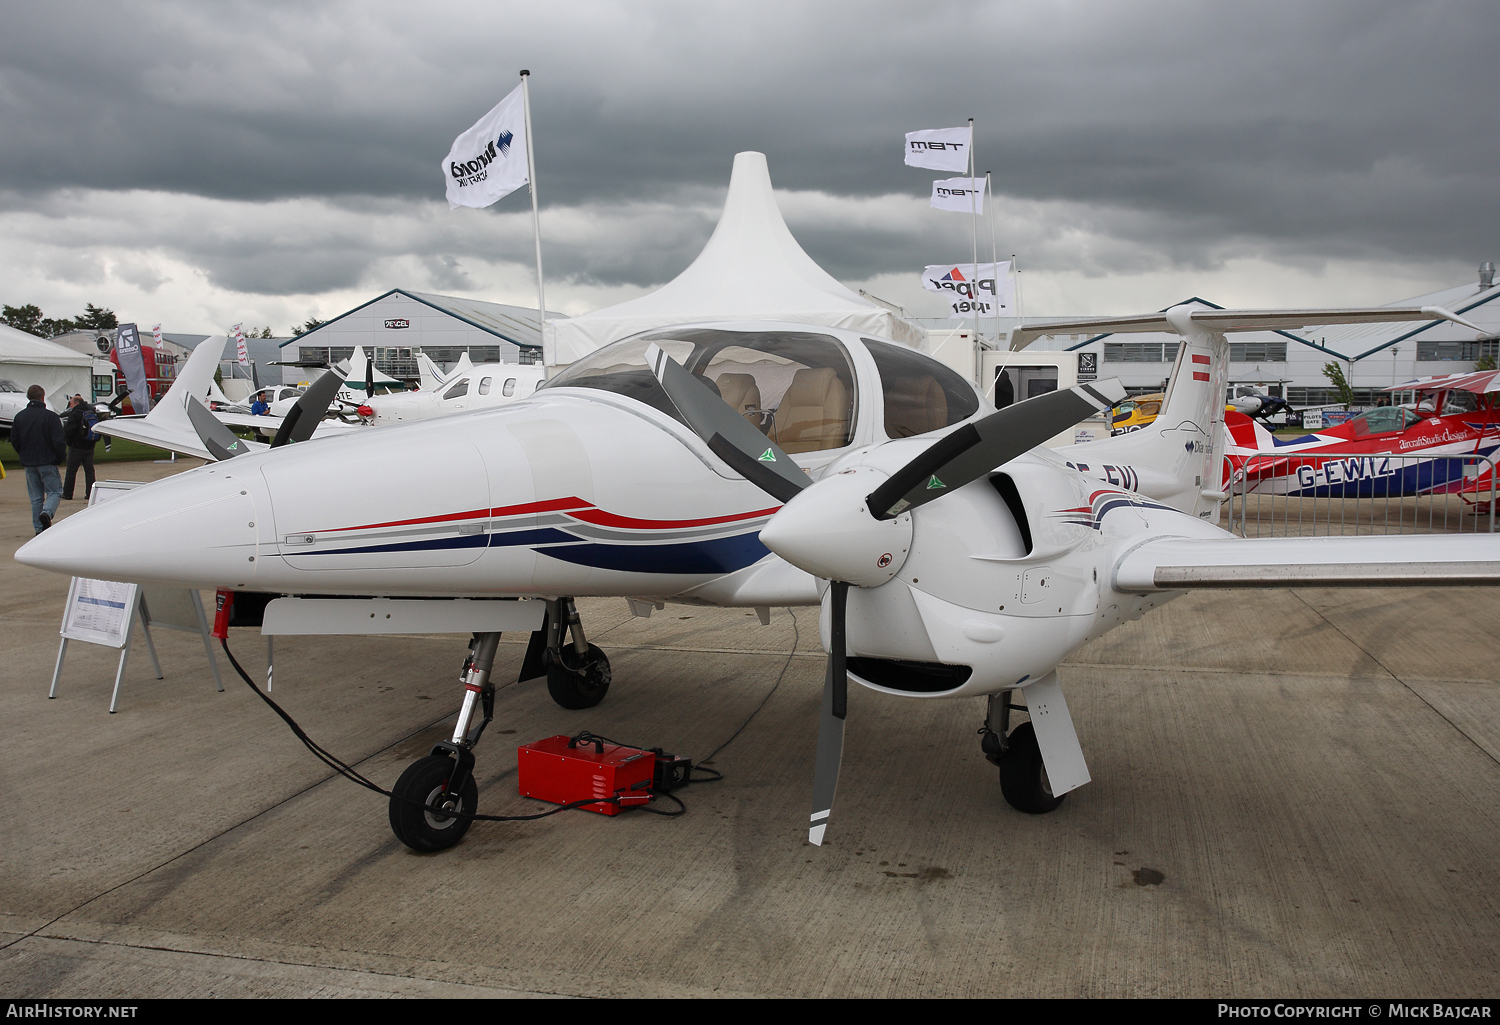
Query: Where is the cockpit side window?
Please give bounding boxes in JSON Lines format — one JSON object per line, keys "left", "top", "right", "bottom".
{"left": 542, "top": 329, "right": 859, "bottom": 452}
{"left": 861, "top": 338, "right": 980, "bottom": 438}
{"left": 443, "top": 377, "right": 470, "bottom": 400}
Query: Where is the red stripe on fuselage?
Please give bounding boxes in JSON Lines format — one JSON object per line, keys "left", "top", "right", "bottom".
{"left": 567, "top": 505, "right": 782, "bottom": 530}
{"left": 1192, "top": 354, "right": 1210, "bottom": 364}
{"left": 303, "top": 497, "right": 778, "bottom": 536}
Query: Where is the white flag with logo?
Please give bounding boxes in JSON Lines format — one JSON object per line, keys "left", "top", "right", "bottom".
{"left": 442, "top": 84, "right": 529, "bottom": 210}
{"left": 922, "top": 262, "right": 1015, "bottom": 318}
{"left": 905, "top": 126, "right": 971, "bottom": 171}
{"left": 151, "top": 323, "right": 163, "bottom": 347}
{"left": 930, "top": 177, "right": 985, "bottom": 214}
{"left": 233, "top": 323, "right": 248, "bottom": 365}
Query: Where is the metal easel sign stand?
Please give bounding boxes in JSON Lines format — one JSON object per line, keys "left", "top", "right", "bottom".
{"left": 47, "top": 480, "right": 223, "bottom": 712}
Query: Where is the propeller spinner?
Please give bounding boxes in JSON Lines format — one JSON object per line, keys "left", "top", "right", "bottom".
{"left": 646, "top": 344, "right": 1124, "bottom": 844}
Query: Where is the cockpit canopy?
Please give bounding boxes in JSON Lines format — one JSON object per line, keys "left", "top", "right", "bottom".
{"left": 543, "top": 327, "right": 979, "bottom": 451}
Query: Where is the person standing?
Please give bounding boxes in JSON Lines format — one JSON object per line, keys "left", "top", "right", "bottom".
{"left": 10, "top": 385, "right": 66, "bottom": 533}
{"left": 62, "top": 394, "right": 99, "bottom": 501}
{"left": 250, "top": 390, "right": 270, "bottom": 416}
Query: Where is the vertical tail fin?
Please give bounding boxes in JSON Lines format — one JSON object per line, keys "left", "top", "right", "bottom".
{"left": 1054, "top": 312, "right": 1229, "bottom": 517}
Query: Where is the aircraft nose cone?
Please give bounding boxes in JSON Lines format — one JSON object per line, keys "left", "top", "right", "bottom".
{"left": 15, "top": 466, "right": 266, "bottom": 589}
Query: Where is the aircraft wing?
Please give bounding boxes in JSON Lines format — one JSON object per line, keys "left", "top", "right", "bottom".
{"left": 1114, "top": 534, "right": 1500, "bottom": 592}
{"left": 215, "top": 411, "right": 286, "bottom": 431}
{"left": 95, "top": 414, "right": 268, "bottom": 461}
{"left": 1009, "top": 305, "right": 1484, "bottom": 350}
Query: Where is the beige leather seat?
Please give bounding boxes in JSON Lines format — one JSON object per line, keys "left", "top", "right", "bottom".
{"left": 715, "top": 373, "right": 761, "bottom": 420}
{"left": 772, "top": 367, "right": 850, "bottom": 453}
{"left": 882, "top": 375, "right": 947, "bottom": 438}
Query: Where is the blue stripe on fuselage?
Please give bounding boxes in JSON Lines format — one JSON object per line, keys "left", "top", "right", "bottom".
{"left": 536, "top": 532, "right": 770, "bottom": 575}
{"left": 307, "top": 527, "right": 575, "bottom": 558}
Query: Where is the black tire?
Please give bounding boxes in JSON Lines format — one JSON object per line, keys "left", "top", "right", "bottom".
{"left": 999, "top": 721, "right": 1065, "bottom": 814}
{"left": 545, "top": 643, "right": 611, "bottom": 710}
{"left": 388, "top": 755, "right": 478, "bottom": 852}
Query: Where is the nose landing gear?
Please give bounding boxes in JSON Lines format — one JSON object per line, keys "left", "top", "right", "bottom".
{"left": 389, "top": 632, "right": 499, "bottom": 852}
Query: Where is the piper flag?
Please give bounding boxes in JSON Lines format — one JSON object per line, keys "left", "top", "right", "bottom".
{"left": 233, "top": 323, "right": 248, "bottom": 365}
{"left": 151, "top": 323, "right": 163, "bottom": 347}
{"left": 905, "top": 127, "right": 971, "bottom": 172}
{"left": 922, "top": 262, "right": 1015, "bottom": 318}
{"left": 442, "top": 84, "right": 530, "bottom": 210}
{"left": 930, "top": 177, "right": 985, "bottom": 214}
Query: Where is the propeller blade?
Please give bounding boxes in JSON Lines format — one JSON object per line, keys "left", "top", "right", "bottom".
{"left": 270, "top": 368, "right": 346, "bottom": 448}
{"left": 183, "top": 396, "right": 254, "bottom": 460}
{"left": 365, "top": 349, "right": 375, "bottom": 396}
{"left": 866, "top": 379, "right": 1127, "bottom": 520}
{"left": 645, "top": 344, "right": 809, "bottom": 503}
{"left": 808, "top": 581, "right": 848, "bottom": 846}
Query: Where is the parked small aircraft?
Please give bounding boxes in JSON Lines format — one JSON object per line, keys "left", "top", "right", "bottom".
{"left": 1225, "top": 368, "right": 1500, "bottom": 498}
{"left": 20, "top": 305, "right": 1500, "bottom": 854}
{"left": 363, "top": 362, "right": 547, "bottom": 425}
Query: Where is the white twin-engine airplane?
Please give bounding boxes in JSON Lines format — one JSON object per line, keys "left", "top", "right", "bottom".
{"left": 20, "top": 308, "right": 1500, "bottom": 854}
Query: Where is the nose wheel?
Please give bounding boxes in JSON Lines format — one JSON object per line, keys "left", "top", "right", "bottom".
{"left": 389, "top": 754, "right": 478, "bottom": 852}
{"left": 390, "top": 632, "right": 500, "bottom": 853}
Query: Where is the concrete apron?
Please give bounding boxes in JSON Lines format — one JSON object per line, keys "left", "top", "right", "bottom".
{"left": 0, "top": 461, "right": 1497, "bottom": 997}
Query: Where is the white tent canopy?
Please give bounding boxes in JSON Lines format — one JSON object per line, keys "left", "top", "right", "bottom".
{"left": 0, "top": 323, "right": 96, "bottom": 412}
{"left": 544, "top": 151, "right": 923, "bottom": 365}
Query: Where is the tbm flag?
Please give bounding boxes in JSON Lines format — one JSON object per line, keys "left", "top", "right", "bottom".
{"left": 930, "top": 177, "right": 985, "bottom": 214}
{"left": 922, "top": 262, "right": 1015, "bottom": 318}
{"left": 233, "top": 323, "right": 248, "bottom": 365}
{"left": 442, "top": 83, "right": 530, "bottom": 210}
{"left": 904, "top": 127, "right": 971, "bottom": 172}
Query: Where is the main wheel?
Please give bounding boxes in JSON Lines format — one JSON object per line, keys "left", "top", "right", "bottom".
{"left": 999, "top": 721, "right": 1065, "bottom": 814}
{"left": 545, "top": 643, "right": 611, "bottom": 710}
{"left": 388, "top": 755, "right": 478, "bottom": 852}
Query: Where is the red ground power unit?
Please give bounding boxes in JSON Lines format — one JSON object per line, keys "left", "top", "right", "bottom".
{"left": 517, "top": 734, "right": 656, "bottom": 815}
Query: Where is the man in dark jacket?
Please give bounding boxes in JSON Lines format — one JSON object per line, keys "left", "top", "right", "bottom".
{"left": 62, "top": 394, "right": 99, "bottom": 501}
{"left": 10, "top": 385, "right": 67, "bottom": 533}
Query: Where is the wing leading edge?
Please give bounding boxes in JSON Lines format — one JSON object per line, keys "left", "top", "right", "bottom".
{"left": 1114, "top": 534, "right": 1500, "bottom": 592}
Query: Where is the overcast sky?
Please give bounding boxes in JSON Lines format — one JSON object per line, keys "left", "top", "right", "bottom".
{"left": 1, "top": 0, "right": 1495, "bottom": 335}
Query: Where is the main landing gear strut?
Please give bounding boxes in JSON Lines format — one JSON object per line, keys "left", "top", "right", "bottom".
{"left": 388, "top": 598, "right": 614, "bottom": 852}
{"left": 980, "top": 690, "right": 1065, "bottom": 815}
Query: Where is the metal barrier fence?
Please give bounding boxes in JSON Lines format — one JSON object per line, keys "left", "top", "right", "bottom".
{"left": 1222, "top": 451, "right": 1499, "bottom": 537}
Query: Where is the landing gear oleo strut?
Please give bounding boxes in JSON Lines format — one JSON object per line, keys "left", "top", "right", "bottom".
{"left": 388, "top": 599, "right": 614, "bottom": 851}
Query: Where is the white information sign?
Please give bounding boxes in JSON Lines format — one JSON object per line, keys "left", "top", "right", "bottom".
{"left": 59, "top": 481, "right": 142, "bottom": 648}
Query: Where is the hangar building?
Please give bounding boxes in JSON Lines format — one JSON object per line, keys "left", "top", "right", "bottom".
{"left": 284, "top": 290, "right": 558, "bottom": 380}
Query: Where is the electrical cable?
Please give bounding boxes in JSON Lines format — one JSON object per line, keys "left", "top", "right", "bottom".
{"left": 220, "top": 638, "right": 680, "bottom": 824}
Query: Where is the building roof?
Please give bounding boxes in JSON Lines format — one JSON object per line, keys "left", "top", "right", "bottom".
{"left": 278, "top": 290, "right": 561, "bottom": 350}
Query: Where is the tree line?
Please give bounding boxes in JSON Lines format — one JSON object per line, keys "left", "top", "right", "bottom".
{"left": 2, "top": 303, "right": 328, "bottom": 340}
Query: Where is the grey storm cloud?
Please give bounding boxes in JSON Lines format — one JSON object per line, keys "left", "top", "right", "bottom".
{"left": 2, "top": 0, "right": 1497, "bottom": 296}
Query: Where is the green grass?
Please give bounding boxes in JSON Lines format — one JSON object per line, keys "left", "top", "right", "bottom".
{"left": 1, "top": 437, "right": 181, "bottom": 469}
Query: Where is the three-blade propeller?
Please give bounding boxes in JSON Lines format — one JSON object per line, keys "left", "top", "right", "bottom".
{"left": 646, "top": 344, "right": 1124, "bottom": 844}
{"left": 187, "top": 367, "right": 348, "bottom": 460}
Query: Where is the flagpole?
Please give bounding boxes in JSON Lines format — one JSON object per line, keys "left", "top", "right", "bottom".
{"left": 986, "top": 171, "right": 999, "bottom": 353}
{"left": 967, "top": 118, "right": 979, "bottom": 381}
{"left": 519, "top": 70, "right": 548, "bottom": 365}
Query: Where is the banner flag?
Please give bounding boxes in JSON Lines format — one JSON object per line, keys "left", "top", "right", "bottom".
{"left": 151, "top": 323, "right": 163, "bottom": 347}
{"left": 904, "top": 127, "right": 971, "bottom": 172}
{"left": 921, "top": 262, "right": 1015, "bottom": 318}
{"left": 930, "top": 177, "right": 985, "bottom": 214}
{"left": 232, "top": 323, "right": 248, "bottom": 365}
{"left": 114, "top": 323, "right": 151, "bottom": 413}
{"left": 442, "top": 84, "right": 530, "bottom": 210}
